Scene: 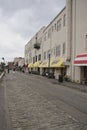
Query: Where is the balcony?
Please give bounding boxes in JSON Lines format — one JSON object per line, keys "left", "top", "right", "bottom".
{"left": 34, "top": 43, "right": 40, "bottom": 49}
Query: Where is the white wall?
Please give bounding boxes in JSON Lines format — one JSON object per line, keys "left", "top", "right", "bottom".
{"left": 71, "top": 0, "right": 87, "bottom": 82}
{"left": 42, "top": 8, "right": 66, "bottom": 62}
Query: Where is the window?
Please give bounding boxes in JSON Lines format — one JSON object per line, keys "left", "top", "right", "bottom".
{"left": 44, "top": 52, "right": 46, "bottom": 60}
{"left": 44, "top": 32, "right": 47, "bottom": 41}
{"left": 44, "top": 34, "right": 46, "bottom": 41}
{"left": 47, "top": 50, "right": 50, "bottom": 59}
{"left": 63, "top": 14, "right": 66, "bottom": 26}
{"left": 36, "top": 56, "right": 37, "bottom": 62}
{"left": 38, "top": 38, "right": 42, "bottom": 44}
{"left": 54, "top": 47, "right": 56, "bottom": 56}
{"left": 33, "top": 57, "right": 35, "bottom": 63}
{"left": 30, "top": 58, "right": 32, "bottom": 63}
{"left": 56, "top": 45, "right": 61, "bottom": 56}
{"left": 38, "top": 54, "right": 41, "bottom": 61}
{"left": 55, "top": 23, "right": 57, "bottom": 30}
{"left": 48, "top": 28, "right": 51, "bottom": 38}
{"left": 52, "top": 26, "right": 54, "bottom": 32}
{"left": 57, "top": 19, "right": 62, "bottom": 31}
{"left": 63, "top": 42, "right": 66, "bottom": 54}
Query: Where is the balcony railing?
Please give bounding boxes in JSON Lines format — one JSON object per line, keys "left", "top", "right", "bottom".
{"left": 34, "top": 43, "right": 40, "bottom": 49}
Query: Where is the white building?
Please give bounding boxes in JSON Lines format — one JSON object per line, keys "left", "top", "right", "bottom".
{"left": 40, "top": 7, "right": 68, "bottom": 79}
{"left": 25, "top": 0, "right": 87, "bottom": 83}
{"left": 14, "top": 57, "right": 25, "bottom": 67}
{"left": 70, "top": 0, "right": 87, "bottom": 83}
{"left": 25, "top": 27, "right": 45, "bottom": 72}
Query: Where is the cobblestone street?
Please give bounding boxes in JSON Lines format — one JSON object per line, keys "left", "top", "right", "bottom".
{"left": 0, "top": 82, "right": 10, "bottom": 130}
{"left": 3, "top": 72, "right": 87, "bottom": 130}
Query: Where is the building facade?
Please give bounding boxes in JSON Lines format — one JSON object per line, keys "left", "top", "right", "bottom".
{"left": 25, "top": 27, "right": 45, "bottom": 73}
{"left": 40, "top": 7, "right": 68, "bottom": 79}
{"left": 71, "top": 0, "right": 87, "bottom": 83}
{"left": 25, "top": 0, "right": 87, "bottom": 83}
{"left": 14, "top": 57, "right": 25, "bottom": 67}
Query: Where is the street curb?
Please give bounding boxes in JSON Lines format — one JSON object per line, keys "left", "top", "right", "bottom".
{"left": 0, "top": 72, "right": 5, "bottom": 81}
{"left": 25, "top": 72, "right": 87, "bottom": 93}
{"left": 58, "top": 82, "right": 87, "bottom": 93}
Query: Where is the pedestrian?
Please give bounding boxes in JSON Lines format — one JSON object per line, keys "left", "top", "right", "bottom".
{"left": 8, "top": 65, "right": 9, "bottom": 73}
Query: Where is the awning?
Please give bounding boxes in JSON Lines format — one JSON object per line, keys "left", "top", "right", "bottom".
{"left": 34, "top": 61, "right": 42, "bottom": 67}
{"left": 39, "top": 61, "right": 48, "bottom": 68}
{"left": 51, "top": 58, "right": 64, "bottom": 67}
{"left": 28, "top": 63, "right": 34, "bottom": 68}
{"left": 74, "top": 53, "right": 87, "bottom": 66}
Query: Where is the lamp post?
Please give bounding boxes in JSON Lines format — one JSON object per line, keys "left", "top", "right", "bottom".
{"left": 48, "top": 53, "right": 51, "bottom": 77}
{"left": 1, "top": 57, "right": 5, "bottom": 72}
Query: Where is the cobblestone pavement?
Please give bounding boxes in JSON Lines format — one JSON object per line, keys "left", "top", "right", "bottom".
{"left": 0, "top": 81, "right": 10, "bottom": 130}
{"left": 4, "top": 72, "right": 87, "bottom": 130}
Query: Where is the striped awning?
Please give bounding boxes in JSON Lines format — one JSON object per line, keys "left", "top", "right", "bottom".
{"left": 74, "top": 53, "right": 87, "bottom": 66}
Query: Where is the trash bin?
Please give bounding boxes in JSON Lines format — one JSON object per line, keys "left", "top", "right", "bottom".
{"left": 59, "top": 75, "right": 63, "bottom": 82}
{"left": 48, "top": 72, "right": 54, "bottom": 78}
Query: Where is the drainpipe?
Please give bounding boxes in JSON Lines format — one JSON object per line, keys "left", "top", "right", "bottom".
{"left": 66, "top": 0, "right": 72, "bottom": 60}
{"left": 66, "top": 0, "right": 72, "bottom": 80}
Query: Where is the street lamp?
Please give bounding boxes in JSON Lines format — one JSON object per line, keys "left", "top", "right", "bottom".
{"left": 1, "top": 57, "right": 5, "bottom": 72}
{"left": 2, "top": 57, "right": 5, "bottom": 63}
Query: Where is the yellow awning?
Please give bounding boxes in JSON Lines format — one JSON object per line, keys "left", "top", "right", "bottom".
{"left": 39, "top": 61, "right": 48, "bottom": 68}
{"left": 28, "top": 63, "right": 34, "bottom": 68}
{"left": 51, "top": 58, "right": 64, "bottom": 67}
{"left": 39, "top": 59, "right": 64, "bottom": 68}
{"left": 34, "top": 61, "right": 42, "bottom": 67}
{"left": 39, "top": 60, "right": 53, "bottom": 68}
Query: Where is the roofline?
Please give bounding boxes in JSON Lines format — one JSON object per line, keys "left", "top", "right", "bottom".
{"left": 25, "top": 6, "right": 66, "bottom": 46}
{"left": 43, "top": 6, "right": 66, "bottom": 32}
{"left": 25, "top": 26, "right": 46, "bottom": 46}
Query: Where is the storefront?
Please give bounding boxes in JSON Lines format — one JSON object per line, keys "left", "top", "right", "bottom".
{"left": 74, "top": 53, "right": 87, "bottom": 83}
{"left": 50, "top": 58, "right": 65, "bottom": 79}
{"left": 33, "top": 61, "right": 42, "bottom": 74}
{"left": 39, "top": 61, "right": 48, "bottom": 75}
{"left": 28, "top": 63, "right": 34, "bottom": 73}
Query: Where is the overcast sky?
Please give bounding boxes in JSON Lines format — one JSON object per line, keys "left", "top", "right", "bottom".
{"left": 0, "top": 0, "right": 65, "bottom": 62}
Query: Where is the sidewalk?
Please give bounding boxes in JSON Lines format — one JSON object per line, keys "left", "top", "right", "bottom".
{"left": 25, "top": 72, "right": 87, "bottom": 93}
{"left": 49, "top": 78, "right": 87, "bottom": 93}
{"left": 0, "top": 72, "right": 5, "bottom": 81}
